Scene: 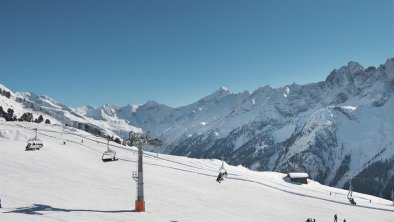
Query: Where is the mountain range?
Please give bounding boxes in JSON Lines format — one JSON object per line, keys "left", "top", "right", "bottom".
{"left": 1, "top": 57, "right": 394, "bottom": 199}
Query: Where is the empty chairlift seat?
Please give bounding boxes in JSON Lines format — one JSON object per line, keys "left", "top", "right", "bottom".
{"left": 26, "top": 138, "right": 43, "bottom": 151}
{"left": 25, "top": 128, "right": 43, "bottom": 151}
{"left": 102, "top": 150, "right": 118, "bottom": 162}
{"left": 102, "top": 139, "right": 118, "bottom": 162}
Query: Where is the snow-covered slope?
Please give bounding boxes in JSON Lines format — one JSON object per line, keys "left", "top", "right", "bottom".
{"left": 0, "top": 122, "right": 393, "bottom": 222}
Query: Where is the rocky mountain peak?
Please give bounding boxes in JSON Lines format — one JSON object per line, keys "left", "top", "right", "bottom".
{"left": 325, "top": 61, "right": 363, "bottom": 88}
{"left": 197, "top": 86, "right": 233, "bottom": 104}
{"left": 346, "top": 61, "right": 364, "bottom": 74}
{"left": 384, "top": 57, "right": 394, "bottom": 78}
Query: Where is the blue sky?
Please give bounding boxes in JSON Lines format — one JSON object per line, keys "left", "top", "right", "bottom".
{"left": 1, "top": 0, "right": 393, "bottom": 108}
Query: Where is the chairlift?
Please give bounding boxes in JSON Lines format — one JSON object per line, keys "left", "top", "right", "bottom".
{"left": 25, "top": 128, "right": 43, "bottom": 151}
{"left": 347, "top": 176, "right": 357, "bottom": 205}
{"left": 26, "top": 139, "right": 43, "bottom": 151}
{"left": 348, "top": 197, "right": 356, "bottom": 205}
{"left": 102, "top": 139, "right": 118, "bottom": 162}
{"left": 216, "top": 158, "right": 228, "bottom": 183}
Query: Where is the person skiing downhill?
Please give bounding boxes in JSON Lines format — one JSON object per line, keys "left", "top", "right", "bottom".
{"left": 334, "top": 214, "right": 337, "bottom": 222}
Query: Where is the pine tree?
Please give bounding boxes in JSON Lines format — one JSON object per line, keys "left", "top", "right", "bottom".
{"left": 114, "top": 137, "right": 121, "bottom": 144}
{"left": 7, "top": 108, "right": 14, "bottom": 115}
{"left": 37, "top": 115, "right": 44, "bottom": 123}
{"left": 0, "top": 106, "right": 4, "bottom": 117}
{"left": 4, "top": 108, "right": 15, "bottom": 121}
{"left": 19, "top": 112, "right": 34, "bottom": 122}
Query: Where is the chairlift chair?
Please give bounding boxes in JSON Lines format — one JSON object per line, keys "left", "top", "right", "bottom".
{"left": 25, "top": 128, "right": 43, "bottom": 151}
{"left": 25, "top": 138, "right": 43, "bottom": 151}
{"left": 102, "top": 150, "right": 118, "bottom": 162}
{"left": 216, "top": 158, "right": 228, "bottom": 183}
{"left": 102, "top": 139, "right": 118, "bottom": 162}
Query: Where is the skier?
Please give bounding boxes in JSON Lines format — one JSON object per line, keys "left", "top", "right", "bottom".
{"left": 0, "top": 198, "right": 2, "bottom": 208}
{"left": 334, "top": 214, "right": 338, "bottom": 222}
{"left": 343, "top": 220, "right": 346, "bottom": 222}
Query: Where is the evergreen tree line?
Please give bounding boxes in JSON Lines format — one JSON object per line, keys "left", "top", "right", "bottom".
{"left": 0, "top": 88, "right": 11, "bottom": 99}
{"left": 0, "top": 106, "right": 51, "bottom": 124}
{"left": 344, "top": 158, "right": 394, "bottom": 201}
{"left": 107, "top": 135, "right": 122, "bottom": 144}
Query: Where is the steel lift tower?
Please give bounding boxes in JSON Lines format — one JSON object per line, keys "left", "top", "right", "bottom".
{"left": 127, "top": 131, "right": 162, "bottom": 212}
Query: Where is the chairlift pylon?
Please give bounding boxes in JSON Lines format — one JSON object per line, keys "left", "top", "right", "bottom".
{"left": 102, "top": 138, "right": 118, "bottom": 162}
{"left": 25, "top": 128, "right": 43, "bottom": 151}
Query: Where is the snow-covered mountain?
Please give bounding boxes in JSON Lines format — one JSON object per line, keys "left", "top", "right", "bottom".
{"left": 0, "top": 85, "right": 141, "bottom": 140}
{"left": 0, "top": 122, "right": 393, "bottom": 221}
{"left": 1, "top": 57, "right": 394, "bottom": 200}
{"left": 103, "top": 58, "right": 394, "bottom": 200}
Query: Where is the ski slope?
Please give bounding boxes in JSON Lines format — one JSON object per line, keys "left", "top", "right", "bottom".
{"left": 0, "top": 122, "right": 393, "bottom": 222}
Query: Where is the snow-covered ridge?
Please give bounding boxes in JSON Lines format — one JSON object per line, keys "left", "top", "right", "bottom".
{"left": 0, "top": 86, "right": 141, "bottom": 139}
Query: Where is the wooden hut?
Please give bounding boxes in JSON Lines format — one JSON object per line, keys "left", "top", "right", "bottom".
{"left": 287, "top": 172, "right": 308, "bottom": 184}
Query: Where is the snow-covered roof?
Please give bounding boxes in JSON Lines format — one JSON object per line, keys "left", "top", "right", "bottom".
{"left": 288, "top": 172, "right": 309, "bottom": 179}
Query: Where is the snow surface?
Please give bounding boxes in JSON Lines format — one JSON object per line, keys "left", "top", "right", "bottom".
{"left": 340, "top": 106, "right": 357, "bottom": 111}
{"left": 0, "top": 122, "right": 393, "bottom": 222}
{"left": 271, "top": 124, "right": 296, "bottom": 144}
{"left": 283, "top": 86, "right": 290, "bottom": 98}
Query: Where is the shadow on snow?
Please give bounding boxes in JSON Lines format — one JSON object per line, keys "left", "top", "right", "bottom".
{"left": 3, "top": 204, "right": 136, "bottom": 215}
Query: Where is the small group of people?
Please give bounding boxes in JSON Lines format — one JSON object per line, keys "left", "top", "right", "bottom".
{"left": 307, "top": 214, "right": 347, "bottom": 222}
{"left": 334, "top": 214, "right": 347, "bottom": 222}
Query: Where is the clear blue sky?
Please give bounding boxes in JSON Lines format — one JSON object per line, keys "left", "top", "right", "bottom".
{"left": 1, "top": 0, "right": 393, "bottom": 108}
